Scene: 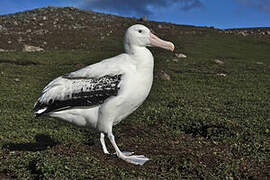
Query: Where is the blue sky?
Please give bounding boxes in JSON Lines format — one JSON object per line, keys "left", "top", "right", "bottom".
{"left": 0, "top": 0, "right": 269, "bottom": 29}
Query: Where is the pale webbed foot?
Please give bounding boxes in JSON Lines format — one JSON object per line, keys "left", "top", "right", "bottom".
{"left": 107, "top": 133, "right": 149, "bottom": 165}
{"left": 119, "top": 153, "right": 150, "bottom": 165}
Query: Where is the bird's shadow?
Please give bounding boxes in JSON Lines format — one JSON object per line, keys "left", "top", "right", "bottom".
{"left": 2, "top": 134, "right": 59, "bottom": 152}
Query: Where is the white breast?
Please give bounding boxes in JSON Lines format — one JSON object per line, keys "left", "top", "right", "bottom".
{"left": 109, "top": 73, "right": 153, "bottom": 126}
{"left": 112, "top": 51, "right": 154, "bottom": 125}
{"left": 95, "top": 47, "right": 154, "bottom": 132}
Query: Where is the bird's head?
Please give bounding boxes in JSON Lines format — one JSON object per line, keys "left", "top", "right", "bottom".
{"left": 124, "top": 24, "right": 174, "bottom": 53}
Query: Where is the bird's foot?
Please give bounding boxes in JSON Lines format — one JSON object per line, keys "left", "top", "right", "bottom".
{"left": 119, "top": 154, "right": 149, "bottom": 165}
{"left": 114, "top": 151, "right": 134, "bottom": 156}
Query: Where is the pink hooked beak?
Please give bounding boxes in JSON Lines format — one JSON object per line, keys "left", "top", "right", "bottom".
{"left": 149, "top": 32, "right": 175, "bottom": 51}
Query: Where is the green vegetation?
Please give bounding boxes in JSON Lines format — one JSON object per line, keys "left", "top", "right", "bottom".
{"left": 0, "top": 29, "right": 269, "bottom": 179}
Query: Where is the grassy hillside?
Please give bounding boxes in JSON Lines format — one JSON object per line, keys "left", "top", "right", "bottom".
{"left": 0, "top": 7, "right": 269, "bottom": 179}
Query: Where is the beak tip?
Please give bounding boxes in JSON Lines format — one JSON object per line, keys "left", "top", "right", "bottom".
{"left": 149, "top": 32, "right": 175, "bottom": 52}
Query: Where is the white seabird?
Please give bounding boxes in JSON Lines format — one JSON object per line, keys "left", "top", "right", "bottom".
{"left": 34, "top": 24, "right": 174, "bottom": 165}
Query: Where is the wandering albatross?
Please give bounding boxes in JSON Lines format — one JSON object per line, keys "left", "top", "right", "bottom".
{"left": 34, "top": 24, "right": 174, "bottom": 165}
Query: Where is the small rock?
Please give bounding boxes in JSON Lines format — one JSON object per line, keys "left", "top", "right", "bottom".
{"left": 175, "top": 53, "right": 187, "bottom": 58}
{"left": 158, "top": 24, "right": 162, "bottom": 29}
{"left": 8, "top": 41, "right": 12, "bottom": 44}
{"left": 43, "top": 16, "right": 47, "bottom": 20}
{"left": 23, "top": 45, "right": 44, "bottom": 52}
{"left": 34, "top": 29, "right": 48, "bottom": 35}
{"left": 266, "top": 31, "right": 270, "bottom": 35}
{"left": 172, "top": 58, "right": 179, "bottom": 63}
{"left": 14, "top": 78, "right": 20, "bottom": 82}
{"left": 256, "top": 62, "right": 264, "bottom": 65}
{"left": 214, "top": 59, "right": 224, "bottom": 65}
{"left": 17, "top": 37, "right": 23, "bottom": 42}
{"left": 217, "top": 73, "right": 226, "bottom": 77}
{"left": 159, "top": 71, "right": 171, "bottom": 80}
{"left": 0, "top": 49, "right": 8, "bottom": 52}
{"left": 239, "top": 31, "right": 248, "bottom": 37}
{"left": 140, "top": 16, "right": 147, "bottom": 21}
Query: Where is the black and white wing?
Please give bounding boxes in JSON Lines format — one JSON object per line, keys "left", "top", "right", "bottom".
{"left": 33, "top": 74, "right": 122, "bottom": 116}
{"left": 33, "top": 53, "right": 132, "bottom": 116}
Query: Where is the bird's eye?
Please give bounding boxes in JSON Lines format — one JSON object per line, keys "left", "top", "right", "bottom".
{"left": 138, "top": 30, "right": 142, "bottom": 33}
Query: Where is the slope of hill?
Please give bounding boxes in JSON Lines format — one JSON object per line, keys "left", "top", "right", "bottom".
{"left": 0, "top": 6, "right": 269, "bottom": 51}
{"left": 0, "top": 7, "right": 269, "bottom": 179}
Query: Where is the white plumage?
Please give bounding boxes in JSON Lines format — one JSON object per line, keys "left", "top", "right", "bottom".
{"left": 34, "top": 24, "right": 174, "bottom": 165}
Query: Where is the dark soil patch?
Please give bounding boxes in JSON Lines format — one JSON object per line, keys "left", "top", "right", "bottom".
{"left": 0, "top": 59, "right": 40, "bottom": 66}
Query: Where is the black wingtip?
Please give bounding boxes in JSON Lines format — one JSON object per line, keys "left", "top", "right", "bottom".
{"left": 33, "top": 101, "right": 47, "bottom": 117}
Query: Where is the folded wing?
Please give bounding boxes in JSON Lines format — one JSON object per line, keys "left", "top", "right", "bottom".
{"left": 34, "top": 74, "right": 122, "bottom": 116}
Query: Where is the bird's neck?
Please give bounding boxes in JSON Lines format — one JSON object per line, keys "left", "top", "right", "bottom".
{"left": 125, "top": 46, "right": 154, "bottom": 72}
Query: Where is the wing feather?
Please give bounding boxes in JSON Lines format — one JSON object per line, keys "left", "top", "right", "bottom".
{"left": 34, "top": 53, "right": 132, "bottom": 116}
{"left": 67, "top": 54, "right": 129, "bottom": 78}
{"left": 34, "top": 75, "right": 121, "bottom": 116}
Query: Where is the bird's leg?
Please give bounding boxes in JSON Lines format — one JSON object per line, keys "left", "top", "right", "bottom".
{"left": 107, "top": 132, "right": 150, "bottom": 165}
{"left": 100, "top": 132, "right": 132, "bottom": 156}
{"left": 100, "top": 133, "right": 110, "bottom": 154}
